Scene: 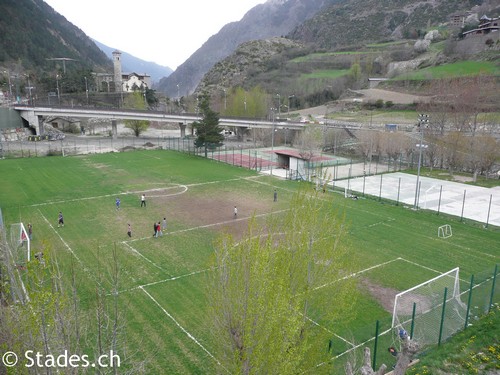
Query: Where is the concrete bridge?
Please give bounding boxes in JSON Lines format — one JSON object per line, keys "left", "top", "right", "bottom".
{"left": 12, "top": 105, "right": 307, "bottom": 138}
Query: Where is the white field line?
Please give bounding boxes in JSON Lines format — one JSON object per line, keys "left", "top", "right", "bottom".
{"left": 26, "top": 177, "right": 249, "bottom": 208}
{"left": 140, "top": 286, "right": 228, "bottom": 373}
{"left": 121, "top": 241, "right": 170, "bottom": 274}
{"left": 243, "top": 175, "right": 297, "bottom": 194}
{"left": 297, "top": 258, "right": 401, "bottom": 350}
{"left": 303, "top": 315, "right": 355, "bottom": 347}
{"left": 127, "top": 209, "right": 290, "bottom": 243}
{"left": 311, "top": 326, "right": 394, "bottom": 372}
{"left": 38, "top": 209, "right": 99, "bottom": 285}
{"left": 378, "top": 221, "right": 499, "bottom": 262}
{"left": 313, "top": 258, "right": 402, "bottom": 292}
{"left": 110, "top": 267, "right": 212, "bottom": 295}
{"left": 5, "top": 240, "right": 30, "bottom": 303}
{"left": 28, "top": 185, "right": 188, "bottom": 207}
{"left": 398, "top": 257, "right": 469, "bottom": 284}
{"left": 398, "top": 257, "right": 443, "bottom": 277}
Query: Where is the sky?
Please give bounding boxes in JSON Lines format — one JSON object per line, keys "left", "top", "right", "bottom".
{"left": 43, "top": 0, "right": 266, "bottom": 70}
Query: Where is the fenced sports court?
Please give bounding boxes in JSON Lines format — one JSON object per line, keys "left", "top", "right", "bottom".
{"left": 331, "top": 172, "right": 500, "bottom": 227}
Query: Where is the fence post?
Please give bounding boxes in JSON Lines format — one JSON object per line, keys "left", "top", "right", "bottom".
{"left": 378, "top": 174, "right": 383, "bottom": 201}
{"left": 372, "top": 320, "right": 379, "bottom": 370}
{"left": 460, "top": 189, "right": 466, "bottom": 222}
{"left": 396, "top": 177, "right": 401, "bottom": 205}
{"left": 486, "top": 194, "right": 492, "bottom": 228}
{"left": 465, "top": 274, "right": 474, "bottom": 330}
{"left": 410, "top": 302, "right": 416, "bottom": 339}
{"left": 438, "top": 287, "right": 448, "bottom": 346}
{"left": 488, "top": 264, "right": 498, "bottom": 313}
{"left": 362, "top": 173, "right": 366, "bottom": 197}
{"left": 416, "top": 181, "right": 422, "bottom": 209}
{"left": 437, "top": 185, "right": 443, "bottom": 215}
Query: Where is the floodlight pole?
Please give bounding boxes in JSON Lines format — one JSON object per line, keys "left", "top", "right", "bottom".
{"left": 413, "top": 114, "right": 428, "bottom": 210}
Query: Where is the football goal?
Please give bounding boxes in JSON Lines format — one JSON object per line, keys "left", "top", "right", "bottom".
{"left": 438, "top": 224, "right": 452, "bottom": 238}
{"left": 10, "top": 223, "right": 30, "bottom": 264}
{"left": 392, "top": 267, "right": 466, "bottom": 348}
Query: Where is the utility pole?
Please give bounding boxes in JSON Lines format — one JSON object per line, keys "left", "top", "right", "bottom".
{"left": 413, "top": 114, "right": 429, "bottom": 210}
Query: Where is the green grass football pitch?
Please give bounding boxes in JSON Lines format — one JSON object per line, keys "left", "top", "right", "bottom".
{"left": 1, "top": 150, "right": 498, "bottom": 374}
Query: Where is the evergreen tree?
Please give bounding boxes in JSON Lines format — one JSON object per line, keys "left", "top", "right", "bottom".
{"left": 193, "top": 93, "right": 224, "bottom": 157}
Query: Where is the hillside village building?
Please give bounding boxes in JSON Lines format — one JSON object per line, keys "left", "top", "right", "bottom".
{"left": 462, "top": 15, "right": 499, "bottom": 38}
{"left": 92, "top": 50, "right": 151, "bottom": 93}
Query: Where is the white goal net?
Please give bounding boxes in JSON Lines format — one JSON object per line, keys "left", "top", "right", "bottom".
{"left": 10, "top": 223, "right": 30, "bottom": 264}
{"left": 438, "top": 224, "right": 452, "bottom": 238}
{"left": 392, "top": 267, "right": 466, "bottom": 348}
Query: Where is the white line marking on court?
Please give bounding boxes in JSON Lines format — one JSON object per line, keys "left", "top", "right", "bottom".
{"left": 313, "top": 258, "right": 401, "bottom": 291}
{"left": 398, "top": 257, "right": 469, "bottom": 283}
{"left": 109, "top": 267, "right": 212, "bottom": 295}
{"left": 121, "top": 241, "right": 170, "bottom": 274}
{"left": 140, "top": 286, "right": 228, "bottom": 373}
{"left": 29, "top": 184, "right": 189, "bottom": 207}
{"left": 38, "top": 210, "right": 99, "bottom": 284}
{"left": 126, "top": 209, "right": 290, "bottom": 243}
{"left": 27, "top": 177, "right": 251, "bottom": 208}
{"left": 303, "top": 315, "right": 355, "bottom": 347}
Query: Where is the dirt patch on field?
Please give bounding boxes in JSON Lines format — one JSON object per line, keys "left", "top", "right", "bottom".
{"left": 361, "top": 278, "right": 432, "bottom": 316}
{"left": 360, "top": 278, "right": 399, "bottom": 313}
{"left": 160, "top": 188, "right": 273, "bottom": 239}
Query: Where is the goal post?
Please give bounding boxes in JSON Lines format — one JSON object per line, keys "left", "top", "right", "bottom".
{"left": 438, "top": 224, "right": 452, "bottom": 238}
{"left": 392, "top": 267, "right": 466, "bottom": 348}
{"left": 10, "top": 223, "right": 30, "bottom": 263}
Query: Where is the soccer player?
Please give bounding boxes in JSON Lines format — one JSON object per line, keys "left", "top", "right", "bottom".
{"left": 58, "top": 212, "right": 64, "bottom": 227}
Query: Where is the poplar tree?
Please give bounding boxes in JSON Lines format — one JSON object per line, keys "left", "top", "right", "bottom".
{"left": 207, "top": 187, "right": 357, "bottom": 374}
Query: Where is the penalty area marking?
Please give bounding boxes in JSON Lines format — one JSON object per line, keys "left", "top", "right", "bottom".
{"left": 140, "top": 286, "right": 228, "bottom": 373}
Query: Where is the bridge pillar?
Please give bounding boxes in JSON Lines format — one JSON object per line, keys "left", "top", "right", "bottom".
{"left": 235, "top": 127, "right": 247, "bottom": 141}
{"left": 179, "top": 122, "right": 187, "bottom": 138}
{"left": 17, "top": 109, "right": 44, "bottom": 135}
{"left": 111, "top": 120, "right": 117, "bottom": 138}
{"left": 36, "top": 115, "right": 44, "bottom": 135}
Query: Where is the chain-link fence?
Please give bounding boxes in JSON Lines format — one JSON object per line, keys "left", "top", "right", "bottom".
{"left": 330, "top": 265, "right": 499, "bottom": 371}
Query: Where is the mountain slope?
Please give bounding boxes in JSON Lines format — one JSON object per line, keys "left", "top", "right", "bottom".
{"left": 158, "top": 0, "right": 340, "bottom": 97}
{"left": 0, "top": 0, "right": 111, "bottom": 72}
{"left": 93, "top": 40, "right": 173, "bottom": 85}
{"left": 289, "top": 0, "right": 483, "bottom": 49}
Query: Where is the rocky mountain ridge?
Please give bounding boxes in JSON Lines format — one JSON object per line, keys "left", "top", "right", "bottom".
{"left": 158, "top": 0, "right": 339, "bottom": 97}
